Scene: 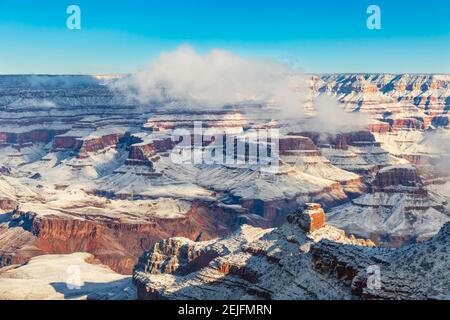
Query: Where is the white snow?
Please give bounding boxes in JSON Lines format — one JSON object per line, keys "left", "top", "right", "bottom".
{"left": 0, "top": 253, "right": 135, "bottom": 300}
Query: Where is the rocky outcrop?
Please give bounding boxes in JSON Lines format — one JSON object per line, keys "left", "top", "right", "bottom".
{"left": 1, "top": 74, "right": 449, "bottom": 300}
{"left": 0, "top": 129, "right": 66, "bottom": 147}
{"left": 311, "top": 222, "right": 450, "bottom": 299}
{"left": 301, "top": 131, "right": 380, "bottom": 150}
{"left": 278, "top": 135, "right": 320, "bottom": 156}
{"left": 389, "top": 118, "right": 424, "bottom": 130}
{"left": 317, "top": 74, "right": 450, "bottom": 129}
{"left": 53, "top": 132, "right": 125, "bottom": 155}
{"left": 373, "top": 164, "right": 422, "bottom": 190}
{"left": 134, "top": 214, "right": 449, "bottom": 300}
{"left": 328, "top": 164, "right": 450, "bottom": 246}
{"left": 368, "top": 122, "right": 390, "bottom": 134}
{"left": 126, "top": 136, "right": 174, "bottom": 167}
{"left": 287, "top": 203, "right": 325, "bottom": 232}
{"left": 52, "top": 135, "right": 83, "bottom": 150}
{"left": 0, "top": 197, "right": 17, "bottom": 211}
{"left": 133, "top": 204, "right": 378, "bottom": 300}
{"left": 79, "top": 133, "right": 124, "bottom": 155}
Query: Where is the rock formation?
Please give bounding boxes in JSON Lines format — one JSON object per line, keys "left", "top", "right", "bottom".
{"left": 328, "top": 165, "right": 450, "bottom": 246}
{"left": 287, "top": 203, "right": 326, "bottom": 232}
{"left": 1, "top": 74, "right": 449, "bottom": 291}
{"left": 133, "top": 204, "right": 381, "bottom": 300}
{"left": 312, "top": 222, "right": 450, "bottom": 299}
{"left": 0, "top": 201, "right": 231, "bottom": 274}
{"left": 134, "top": 206, "right": 450, "bottom": 300}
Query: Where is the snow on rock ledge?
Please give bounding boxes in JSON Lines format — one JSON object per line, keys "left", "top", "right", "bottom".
{"left": 133, "top": 205, "right": 376, "bottom": 300}
{"left": 0, "top": 252, "right": 135, "bottom": 300}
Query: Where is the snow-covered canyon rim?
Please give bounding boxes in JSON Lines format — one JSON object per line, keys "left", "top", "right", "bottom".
{"left": 0, "top": 73, "right": 449, "bottom": 300}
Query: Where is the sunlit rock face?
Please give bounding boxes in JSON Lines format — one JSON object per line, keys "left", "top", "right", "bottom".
{"left": 316, "top": 74, "right": 450, "bottom": 126}
{"left": 0, "top": 74, "right": 449, "bottom": 279}
{"left": 311, "top": 222, "right": 450, "bottom": 300}
{"left": 327, "top": 165, "right": 450, "bottom": 246}
{"left": 133, "top": 204, "right": 377, "bottom": 300}
{"left": 372, "top": 164, "right": 422, "bottom": 191}
{"left": 134, "top": 205, "right": 450, "bottom": 300}
{"left": 0, "top": 75, "right": 357, "bottom": 274}
{"left": 287, "top": 203, "right": 326, "bottom": 232}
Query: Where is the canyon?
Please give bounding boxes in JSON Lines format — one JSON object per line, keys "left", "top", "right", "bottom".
{"left": 0, "top": 73, "right": 449, "bottom": 299}
{"left": 133, "top": 203, "right": 449, "bottom": 300}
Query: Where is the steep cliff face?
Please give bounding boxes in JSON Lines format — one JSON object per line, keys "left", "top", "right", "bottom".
{"left": 300, "top": 131, "right": 380, "bottom": 150}
{"left": 126, "top": 133, "right": 174, "bottom": 167}
{"left": 134, "top": 212, "right": 450, "bottom": 300}
{"left": 287, "top": 203, "right": 326, "bottom": 232}
{"left": 279, "top": 135, "right": 320, "bottom": 155}
{"left": 279, "top": 134, "right": 366, "bottom": 198}
{"left": 79, "top": 133, "right": 124, "bottom": 155}
{"left": 0, "top": 202, "right": 231, "bottom": 274}
{"left": 52, "top": 130, "right": 126, "bottom": 157}
{"left": 328, "top": 165, "right": 450, "bottom": 246}
{"left": 133, "top": 205, "right": 440, "bottom": 299}
{"left": 52, "top": 135, "right": 83, "bottom": 150}
{"left": 317, "top": 74, "right": 450, "bottom": 126}
{"left": 312, "top": 222, "right": 450, "bottom": 299}
{"left": 373, "top": 164, "right": 422, "bottom": 190}
{"left": 0, "top": 129, "right": 66, "bottom": 146}
{"left": 367, "top": 121, "right": 390, "bottom": 133}
{"left": 133, "top": 204, "right": 380, "bottom": 300}
{"left": 1, "top": 74, "right": 449, "bottom": 292}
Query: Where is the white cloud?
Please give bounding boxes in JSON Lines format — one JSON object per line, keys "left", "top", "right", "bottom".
{"left": 111, "top": 46, "right": 307, "bottom": 118}
{"left": 111, "top": 46, "right": 370, "bottom": 133}
{"left": 423, "top": 129, "right": 450, "bottom": 173}
{"left": 303, "top": 94, "right": 369, "bottom": 133}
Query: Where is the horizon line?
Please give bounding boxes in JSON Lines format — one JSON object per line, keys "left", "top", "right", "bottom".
{"left": 1, "top": 72, "right": 449, "bottom": 76}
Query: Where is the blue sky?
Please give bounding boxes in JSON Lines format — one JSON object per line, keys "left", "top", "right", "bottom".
{"left": 0, "top": 0, "right": 449, "bottom": 74}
